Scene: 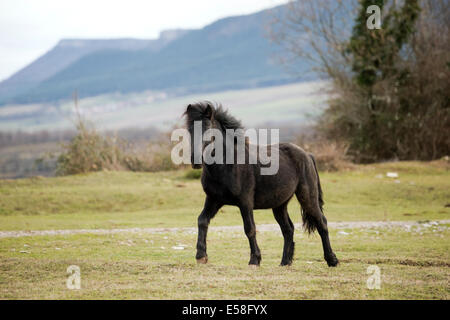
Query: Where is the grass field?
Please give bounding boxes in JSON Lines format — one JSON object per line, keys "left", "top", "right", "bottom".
{"left": 0, "top": 161, "right": 449, "bottom": 299}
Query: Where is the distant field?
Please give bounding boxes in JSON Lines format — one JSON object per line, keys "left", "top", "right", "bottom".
{"left": 0, "top": 81, "right": 327, "bottom": 132}
{"left": 0, "top": 81, "right": 327, "bottom": 178}
{"left": 0, "top": 161, "right": 449, "bottom": 299}
{"left": 0, "top": 142, "right": 60, "bottom": 179}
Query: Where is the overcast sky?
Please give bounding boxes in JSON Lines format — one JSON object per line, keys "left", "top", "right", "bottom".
{"left": 0, "top": 0, "right": 287, "bottom": 81}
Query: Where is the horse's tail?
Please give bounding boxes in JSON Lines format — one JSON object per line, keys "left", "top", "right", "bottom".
{"left": 309, "top": 154, "right": 324, "bottom": 213}
{"left": 298, "top": 153, "right": 324, "bottom": 234}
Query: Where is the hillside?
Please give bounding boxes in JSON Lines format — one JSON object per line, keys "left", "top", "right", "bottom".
{"left": 0, "top": 5, "right": 308, "bottom": 105}
{"left": 0, "top": 30, "right": 190, "bottom": 104}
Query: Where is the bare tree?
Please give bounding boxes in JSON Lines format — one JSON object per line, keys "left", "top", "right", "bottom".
{"left": 269, "top": 0, "right": 358, "bottom": 87}
{"left": 269, "top": 0, "right": 450, "bottom": 161}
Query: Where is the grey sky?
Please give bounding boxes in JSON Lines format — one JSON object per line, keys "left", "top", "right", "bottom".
{"left": 0, "top": 0, "right": 287, "bottom": 81}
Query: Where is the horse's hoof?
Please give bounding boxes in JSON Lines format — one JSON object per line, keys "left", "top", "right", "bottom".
{"left": 248, "top": 264, "right": 259, "bottom": 269}
{"left": 249, "top": 255, "right": 261, "bottom": 266}
{"left": 326, "top": 254, "right": 339, "bottom": 267}
{"left": 196, "top": 256, "right": 208, "bottom": 264}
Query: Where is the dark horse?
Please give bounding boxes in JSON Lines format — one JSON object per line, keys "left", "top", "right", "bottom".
{"left": 184, "top": 102, "right": 339, "bottom": 267}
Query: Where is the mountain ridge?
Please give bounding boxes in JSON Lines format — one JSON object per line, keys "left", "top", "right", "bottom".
{"left": 0, "top": 4, "right": 308, "bottom": 106}
{"left": 0, "top": 29, "right": 191, "bottom": 104}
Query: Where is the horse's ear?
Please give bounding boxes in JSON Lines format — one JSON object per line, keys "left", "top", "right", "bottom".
{"left": 204, "top": 104, "right": 214, "bottom": 119}
{"left": 186, "top": 104, "right": 193, "bottom": 113}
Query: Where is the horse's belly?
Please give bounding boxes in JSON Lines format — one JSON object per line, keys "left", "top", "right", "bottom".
{"left": 253, "top": 174, "right": 298, "bottom": 209}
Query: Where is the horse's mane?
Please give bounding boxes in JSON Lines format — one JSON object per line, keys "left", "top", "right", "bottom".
{"left": 184, "top": 101, "right": 243, "bottom": 130}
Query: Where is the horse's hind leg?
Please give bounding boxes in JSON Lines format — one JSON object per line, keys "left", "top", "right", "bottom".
{"left": 296, "top": 189, "right": 339, "bottom": 267}
{"left": 272, "top": 202, "right": 295, "bottom": 266}
{"left": 316, "top": 214, "right": 338, "bottom": 267}
{"left": 196, "top": 196, "right": 222, "bottom": 264}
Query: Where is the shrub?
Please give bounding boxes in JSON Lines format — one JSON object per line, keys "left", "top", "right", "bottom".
{"left": 296, "top": 133, "right": 354, "bottom": 172}
{"left": 56, "top": 104, "right": 179, "bottom": 175}
{"left": 183, "top": 169, "right": 202, "bottom": 180}
{"left": 56, "top": 120, "right": 124, "bottom": 175}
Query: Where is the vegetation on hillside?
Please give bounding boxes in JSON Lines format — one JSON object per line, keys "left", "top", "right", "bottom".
{"left": 272, "top": 0, "right": 450, "bottom": 162}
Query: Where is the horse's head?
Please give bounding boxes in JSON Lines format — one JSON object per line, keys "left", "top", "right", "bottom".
{"left": 184, "top": 102, "right": 217, "bottom": 169}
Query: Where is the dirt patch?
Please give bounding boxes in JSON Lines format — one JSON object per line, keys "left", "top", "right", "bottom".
{"left": 0, "top": 220, "right": 448, "bottom": 239}
{"left": 339, "top": 258, "right": 450, "bottom": 268}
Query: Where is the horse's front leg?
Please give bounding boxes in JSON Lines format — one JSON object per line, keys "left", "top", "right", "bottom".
{"left": 196, "top": 196, "right": 222, "bottom": 264}
{"left": 239, "top": 205, "right": 261, "bottom": 266}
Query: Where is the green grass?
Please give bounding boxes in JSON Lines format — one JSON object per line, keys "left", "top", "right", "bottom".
{"left": 0, "top": 161, "right": 448, "bottom": 231}
{"left": 0, "top": 160, "right": 449, "bottom": 299}
{"left": 0, "top": 225, "right": 448, "bottom": 299}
